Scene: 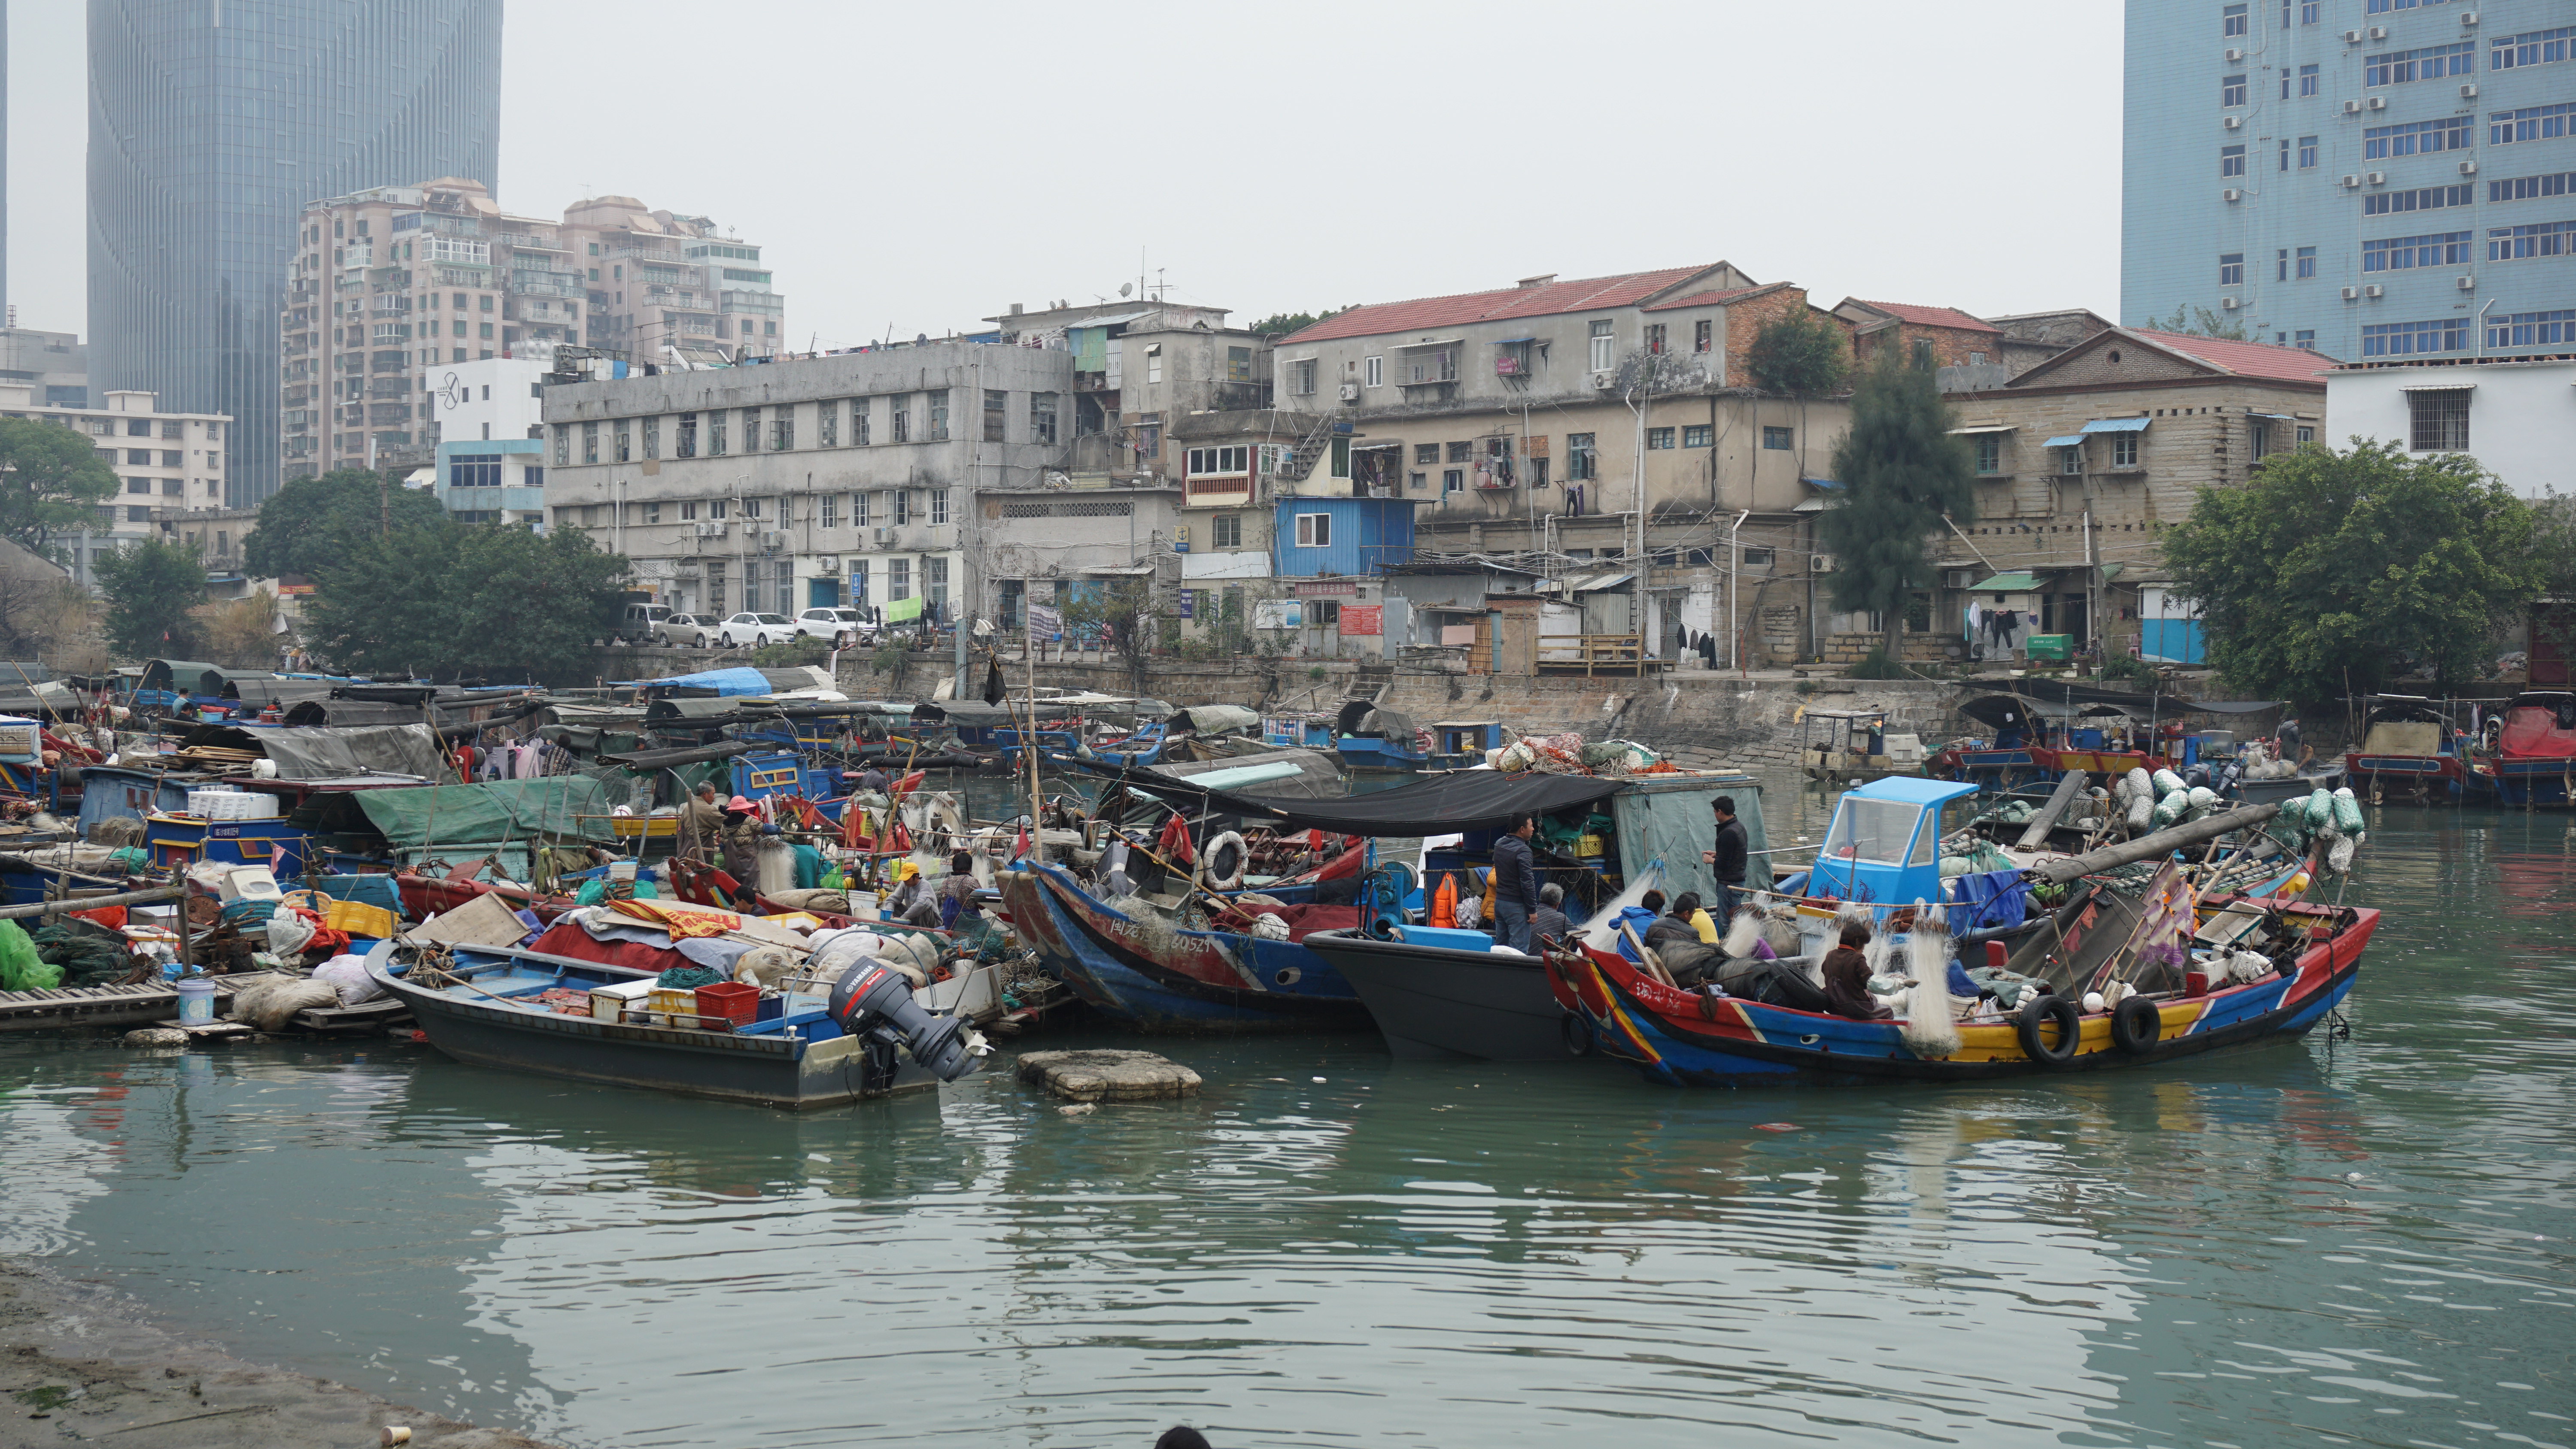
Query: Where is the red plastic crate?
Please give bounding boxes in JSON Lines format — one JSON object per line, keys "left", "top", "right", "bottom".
{"left": 695, "top": 982, "right": 759, "bottom": 1029}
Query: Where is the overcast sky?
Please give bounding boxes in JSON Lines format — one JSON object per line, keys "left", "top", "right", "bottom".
{"left": 9, "top": 0, "right": 2125, "bottom": 343}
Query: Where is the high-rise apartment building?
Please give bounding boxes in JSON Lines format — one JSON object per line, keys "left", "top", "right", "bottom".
{"left": 281, "top": 182, "right": 783, "bottom": 482}
{"left": 2125, "top": 1, "right": 2576, "bottom": 361}
{"left": 88, "top": 0, "right": 501, "bottom": 506}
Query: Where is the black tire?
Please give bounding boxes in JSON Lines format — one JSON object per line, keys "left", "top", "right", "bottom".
{"left": 2016, "top": 994, "right": 2083, "bottom": 1067}
{"left": 2111, "top": 994, "right": 2163, "bottom": 1055}
{"left": 1559, "top": 1012, "right": 1594, "bottom": 1058}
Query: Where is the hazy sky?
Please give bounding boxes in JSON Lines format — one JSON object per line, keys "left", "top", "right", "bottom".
{"left": 9, "top": 0, "right": 2126, "bottom": 343}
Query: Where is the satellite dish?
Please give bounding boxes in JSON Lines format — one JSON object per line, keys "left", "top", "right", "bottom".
{"left": 1119, "top": 283, "right": 1133, "bottom": 297}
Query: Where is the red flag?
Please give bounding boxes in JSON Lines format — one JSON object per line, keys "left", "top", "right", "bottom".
{"left": 1015, "top": 823, "right": 1031, "bottom": 859}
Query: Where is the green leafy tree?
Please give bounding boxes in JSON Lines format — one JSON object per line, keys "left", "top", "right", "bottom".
{"left": 302, "top": 525, "right": 629, "bottom": 682}
{"left": 2144, "top": 304, "right": 2249, "bottom": 341}
{"left": 242, "top": 468, "right": 453, "bottom": 581}
{"left": 1248, "top": 308, "right": 1348, "bottom": 337}
{"left": 0, "top": 418, "right": 120, "bottom": 557}
{"left": 1744, "top": 309, "right": 1850, "bottom": 397}
{"left": 93, "top": 537, "right": 207, "bottom": 660}
{"left": 2166, "top": 440, "right": 2540, "bottom": 701}
{"left": 1815, "top": 345, "right": 1978, "bottom": 659}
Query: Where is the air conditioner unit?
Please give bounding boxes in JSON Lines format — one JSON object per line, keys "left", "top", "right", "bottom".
{"left": 2367, "top": 25, "right": 2387, "bottom": 39}
{"left": 2367, "top": 170, "right": 2387, "bottom": 184}
{"left": 2340, "top": 173, "right": 2362, "bottom": 188}
{"left": 2459, "top": 158, "right": 2479, "bottom": 174}
{"left": 2342, "top": 285, "right": 2361, "bottom": 300}
{"left": 2221, "top": 297, "right": 2243, "bottom": 310}
{"left": 2364, "top": 284, "right": 2385, "bottom": 298}
{"left": 816, "top": 555, "right": 840, "bottom": 574}
{"left": 2342, "top": 27, "right": 2363, "bottom": 41}
{"left": 759, "top": 530, "right": 782, "bottom": 553}
{"left": 2366, "top": 96, "right": 2387, "bottom": 110}
{"left": 1813, "top": 554, "right": 1837, "bottom": 575}
{"left": 2342, "top": 100, "right": 2363, "bottom": 114}
{"left": 694, "top": 521, "right": 724, "bottom": 538}
{"left": 1591, "top": 372, "right": 1617, "bottom": 390}
{"left": 872, "top": 527, "right": 891, "bottom": 546}
{"left": 2224, "top": 188, "right": 2244, "bottom": 202}
{"left": 1337, "top": 382, "right": 1359, "bottom": 401}
{"left": 2461, "top": 84, "right": 2479, "bottom": 99}
{"left": 2225, "top": 115, "right": 2244, "bottom": 129}
{"left": 2458, "top": 275, "right": 2477, "bottom": 291}
{"left": 1944, "top": 569, "right": 1977, "bottom": 589}
{"left": 2461, "top": 10, "right": 2478, "bottom": 25}
{"left": 2225, "top": 46, "right": 2245, "bottom": 61}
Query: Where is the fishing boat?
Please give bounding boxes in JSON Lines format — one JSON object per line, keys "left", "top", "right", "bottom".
{"left": 1300, "top": 923, "right": 1570, "bottom": 1062}
{"left": 2466, "top": 690, "right": 2576, "bottom": 806}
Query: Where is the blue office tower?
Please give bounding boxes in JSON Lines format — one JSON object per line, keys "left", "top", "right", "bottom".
{"left": 2126, "top": 1, "right": 2576, "bottom": 362}
{"left": 88, "top": 1, "right": 502, "bottom": 506}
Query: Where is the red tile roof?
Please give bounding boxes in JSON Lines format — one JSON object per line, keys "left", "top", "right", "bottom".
{"left": 2127, "top": 328, "right": 2338, "bottom": 382}
{"left": 1642, "top": 285, "right": 1767, "bottom": 312}
{"left": 1849, "top": 300, "right": 2001, "bottom": 334}
{"left": 1280, "top": 266, "right": 1728, "bottom": 343}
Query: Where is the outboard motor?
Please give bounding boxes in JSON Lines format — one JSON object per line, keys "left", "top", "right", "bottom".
{"left": 827, "top": 960, "right": 982, "bottom": 1082}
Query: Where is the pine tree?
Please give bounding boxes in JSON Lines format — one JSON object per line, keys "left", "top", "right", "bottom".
{"left": 1815, "top": 344, "right": 1977, "bottom": 661}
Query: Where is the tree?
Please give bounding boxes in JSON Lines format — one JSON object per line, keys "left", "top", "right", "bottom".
{"left": 1247, "top": 308, "right": 1348, "bottom": 337}
{"left": 93, "top": 537, "right": 207, "bottom": 660}
{"left": 242, "top": 468, "right": 453, "bottom": 581}
{"left": 1814, "top": 343, "right": 1978, "bottom": 659}
{"left": 1063, "top": 577, "right": 1153, "bottom": 688}
{"left": 193, "top": 588, "right": 284, "bottom": 670}
{"left": 302, "top": 525, "right": 629, "bottom": 682}
{"left": 2165, "top": 440, "right": 2540, "bottom": 702}
{"left": 1744, "top": 309, "right": 1850, "bottom": 398}
{"left": 2143, "top": 304, "right": 2249, "bottom": 341}
{"left": 0, "top": 419, "right": 120, "bottom": 558}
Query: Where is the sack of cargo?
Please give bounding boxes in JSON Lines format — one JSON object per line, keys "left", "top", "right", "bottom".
{"left": 2152, "top": 769, "right": 2187, "bottom": 799}
{"left": 2332, "top": 786, "right": 2365, "bottom": 835}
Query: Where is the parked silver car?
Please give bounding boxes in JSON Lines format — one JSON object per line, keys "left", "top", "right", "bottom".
{"left": 657, "top": 612, "right": 723, "bottom": 648}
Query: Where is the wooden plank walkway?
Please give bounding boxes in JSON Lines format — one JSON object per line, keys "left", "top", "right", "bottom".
{"left": 0, "top": 981, "right": 232, "bottom": 1033}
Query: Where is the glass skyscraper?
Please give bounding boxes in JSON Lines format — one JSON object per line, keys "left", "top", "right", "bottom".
{"left": 88, "top": 0, "right": 501, "bottom": 506}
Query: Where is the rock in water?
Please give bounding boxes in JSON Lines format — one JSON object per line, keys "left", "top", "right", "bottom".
{"left": 1016, "top": 1049, "right": 1202, "bottom": 1103}
{"left": 123, "top": 1027, "right": 189, "bottom": 1047}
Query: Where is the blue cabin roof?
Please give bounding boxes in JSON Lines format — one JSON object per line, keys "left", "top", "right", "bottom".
{"left": 1846, "top": 776, "right": 1981, "bottom": 807}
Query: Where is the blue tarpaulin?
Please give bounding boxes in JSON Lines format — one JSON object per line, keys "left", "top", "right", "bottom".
{"left": 1947, "top": 868, "right": 2030, "bottom": 932}
{"left": 628, "top": 668, "right": 775, "bottom": 697}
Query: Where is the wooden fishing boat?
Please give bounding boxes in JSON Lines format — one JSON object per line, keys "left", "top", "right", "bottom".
{"left": 2473, "top": 690, "right": 2576, "bottom": 807}
{"left": 1300, "top": 925, "right": 1564, "bottom": 1061}
{"left": 1546, "top": 895, "right": 2372, "bottom": 1085}
{"left": 2342, "top": 695, "right": 2485, "bottom": 804}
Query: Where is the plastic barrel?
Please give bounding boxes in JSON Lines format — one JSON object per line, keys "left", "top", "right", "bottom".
{"left": 175, "top": 977, "right": 216, "bottom": 1025}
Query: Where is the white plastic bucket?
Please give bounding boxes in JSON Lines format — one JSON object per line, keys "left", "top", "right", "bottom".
{"left": 174, "top": 977, "right": 216, "bottom": 1025}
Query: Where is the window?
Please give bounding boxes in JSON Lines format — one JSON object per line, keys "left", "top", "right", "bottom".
{"left": 1294, "top": 512, "right": 1332, "bottom": 548}
{"left": 1975, "top": 436, "right": 2002, "bottom": 474}
{"left": 160, "top": 450, "right": 180, "bottom": 467}
{"left": 2280, "top": 68, "right": 2292, "bottom": 102}
{"left": 580, "top": 421, "right": 599, "bottom": 464}
{"left": 2223, "top": 74, "right": 2247, "bottom": 107}
{"left": 927, "top": 390, "right": 950, "bottom": 441}
{"left": 708, "top": 409, "right": 727, "bottom": 456}
{"left": 2302, "top": 1, "right": 2318, "bottom": 21}
{"left": 1443, "top": 468, "right": 1464, "bottom": 494}
{"left": 613, "top": 419, "right": 630, "bottom": 463}
{"left": 1646, "top": 427, "right": 1674, "bottom": 449}
{"left": 2488, "top": 219, "right": 2576, "bottom": 259}
{"left": 983, "top": 389, "right": 1006, "bottom": 443}
{"left": 1030, "top": 391, "right": 1058, "bottom": 444}
{"left": 1588, "top": 319, "right": 1615, "bottom": 372}
{"left": 1643, "top": 323, "right": 1668, "bottom": 355}
{"left": 642, "top": 415, "right": 660, "bottom": 459}
{"left": 2365, "top": 117, "right": 2473, "bottom": 158}
{"left": 1187, "top": 446, "right": 1252, "bottom": 476}
{"left": 2295, "top": 330, "right": 2316, "bottom": 350}
{"left": 2277, "top": 247, "right": 2290, "bottom": 281}
{"left": 821, "top": 494, "right": 838, "bottom": 529}
{"left": 2112, "top": 433, "right": 2140, "bottom": 469}
{"left": 2364, "top": 41, "right": 2474, "bottom": 87}
{"left": 2493, "top": 25, "right": 2576, "bottom": 71}
{"left": 2361, "top": 318, "right": 2471, "bottom": 355}
{"left": 2220, "top": 252, "right": 2245, "bottom": 285}
{"left": 1683, "top": 424, "right": 1713, "bottom": 448}
{"left": 1292, "top": 358, "right": 1317, "bottom": 395}
{"left": 2251, "top": 420, "right": 2274, "bottom": 463}
{"left": 1364, "top": 355, "right": 1382, "bottom": 388}
{"left": 681, "top": 500, "right": 699, "bottom": 521}
{"left": 2493, "top": 170, "right": 2576, "bottom": 203}
{"left": 818, "top": 401, "right": 837, "bottom": 448}
{"left": 2368, "top": 182, "right": 2475, "bottom": 214}
{"left": 2294, "top": 245, "right": 2317, "bottom": 279}
{"left": 2223, "top": 3, "right": 2247, "bottom": 36}
{"left": 1568, "top": 433, "right": 1597, "bottom": 480}
{"left": 891, "top": 395, "right": 910, "bottom": 443}
{"left": 931, "top": 488, "right": 950, "bottom": 525}
{"left": 1398, "top": 346, "right": 1456, "bottom": 385}
{"left": 642, "top": 500, "right": 661, "bottom": 525}
{"left": 2300, "top": 63, "right": 2320, "bottom": 96}
{"left": 2221, "top": 145, "right": 2246, "bottom": 178}
{"left": 677, "top": 412, "right": 698, "bottom": 458}
{"left": 772, "top": 411, "right": 793, "bottom": 451}
{"left": 854, "top": 491, "right": 871, "bottom": 528}
{"left": 1146, "top": 346, "right": 1163, "bottom": 386}
{"left": 123, "top": 474, "right": 147, "bottom": 493}
{"left": 1762, "top": 425, "right": 1794, "bottom": 450}
{"left": 2407, "top": 388, "right": 2471, "bottom": 451}
{"left": 1415, "top": 443, "right": 1440, "bottom": 465}
{"left": 893, "top": 490, "right": 910, "bottom": 526}
{"left": 2061, "top": 444, "right": 2085, "bottom": 475}
{"left": 926, "top": 557, "right": 948, "bottom": 609}
{"left": 2297, "top": 424, "right": 2316, "bottom": 444}
{"left": 125, "top": 448, "right": 152, "bottom": 465}
{"left": 741, "top": 497, "right": 762, "bottom": 521}
{"left": 2363, "top": 230, "right": 2473, "bottom": 270}
{"left": 709, "top": 498, "right": 729, "bottom": 520}
{"left": 2281, "top": 138, "right": 2292, "bottom": 171}
{"left": 1212, "top": 514, "right": 1243, "bottom": 549}
{"left": 2487, "top": 307, "right": 2576, "bottom": 347}
{"left": 1446, "top": 440, "right": 1473, "bottom": 463}
{"left": 1687, "top": 318, "right": 1711, "bottom": 354}
{"left": 741, "top": 407, "right": 762, "bottom": 453}
{"left": 854, "top": 399, "right": 871, "bottom": 446}
{"left": 1227, "top": 346, "right": 1253, "bottom": 383}
{"left": 889, "top": 558, "right": 910, "bottom": 600}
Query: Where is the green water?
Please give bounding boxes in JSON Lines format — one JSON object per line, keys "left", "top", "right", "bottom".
{"left": 0, "top": 776, "right": 2569, "bottom": 1447}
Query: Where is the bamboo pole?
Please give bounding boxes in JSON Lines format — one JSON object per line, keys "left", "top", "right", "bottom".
{"left": 2037, "top": 802, "right": 2281, "bottom": 884}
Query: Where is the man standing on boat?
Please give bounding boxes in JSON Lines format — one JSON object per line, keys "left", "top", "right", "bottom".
{"left": 1492, "top": 813, "right": 1540, "bottom": 954}
{"left": 676, "top": 784, "right": 724, "bottom": 863}
{"left": 1702, "top": 796, "right": 1749, "bottom": 923}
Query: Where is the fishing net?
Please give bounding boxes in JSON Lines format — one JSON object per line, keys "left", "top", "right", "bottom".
{"left": 30, "top": 926, "right": 134, "bottom": 989}
{"left": 654, "top": 964, "right": 728, "bottom": 990}
{"left": 0, "top": 920, "right": 59, "bottom": 991}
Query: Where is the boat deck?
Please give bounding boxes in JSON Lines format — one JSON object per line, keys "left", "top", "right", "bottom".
{"left": 0, "top": 980, "right": 230, "bottom": 1033}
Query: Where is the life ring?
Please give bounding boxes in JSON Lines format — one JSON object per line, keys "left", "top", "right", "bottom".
{"left": 2016, "top": 994, "right": 2083, "bottom": 1067}
{"left": 1559, "top": 1012, "right": 1594, "bottom": 1057}
{"left": 2110, "top": 995, "right": 2163, "bottom": 1055}
{"left": 1201, "top": 831, "right": 1247, "bottom": 892}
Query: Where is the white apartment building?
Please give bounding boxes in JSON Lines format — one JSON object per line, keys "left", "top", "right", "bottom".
{"left": 0, "top": 384, "right": 230, "bottom": 588}
{"left": 541, "top": 344, "right": 1074, "bottom": 622}
{"left": 2327, "top": 355, "right": 2576, "bottom": 497}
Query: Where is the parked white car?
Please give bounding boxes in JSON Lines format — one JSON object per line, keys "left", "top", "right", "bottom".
{"left": 717, "top": 612, "right": 798, "bottom": 648}
{"left": 794, "top": 607, "right": 874, "bottom": 646}
{"left": 658, "top": 613, "right": 722, "bottom": 648}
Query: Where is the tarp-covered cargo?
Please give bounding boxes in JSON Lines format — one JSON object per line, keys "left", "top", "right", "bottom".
{"left": 254, "top": 724, "right": 454, "bottom": 782}
{"left": 355, "top": 776, "right": 616, "bottom": 849}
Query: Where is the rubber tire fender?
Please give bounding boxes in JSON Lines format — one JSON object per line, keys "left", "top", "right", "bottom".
{"left": 2110, "top": 994, "right": 2163, "bottom": 1055}
{"left": 2016, "top": 993, "right": 2083, "bottom": 1068}
{"left": 1200, "top": 831, "right": 1247, "bottom": 893}
{"left": 1559, "top": 1011, "right": 1594, "bottom": 1058}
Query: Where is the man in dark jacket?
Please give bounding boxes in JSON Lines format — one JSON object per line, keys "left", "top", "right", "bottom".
{"left": 1823, "top": 920, "right": 1891, "bottom": 1020}
{"left": 1491, "top": 813, "right": 1540, "bottom": 953}
{"left": 1701, "top": 796, "right": 1750, "bottom": 922}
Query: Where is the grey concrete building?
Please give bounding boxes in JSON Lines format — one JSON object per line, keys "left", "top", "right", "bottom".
{"left": 0, "top": 328, "right": 91, "bottom": 408}
{"left": 541, "top": 344, "right": 1078, "bottom": 625}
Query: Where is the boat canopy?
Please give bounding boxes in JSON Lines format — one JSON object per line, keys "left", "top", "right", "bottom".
{"left": 1200, "top": 768, "right": 1624, "bottom": 836}
{"left": 1808, "top": 777, "right": 1982, "bottom": 906}
{"left": 1170, "top": 704, "right": 1261, "bottom": 734}
{"left": 623, "top": 667, "right": 782, "bottom": 699}
{"left": 355, "top": 777, "right": 618, "bottom": 854}
{"left": 185, "top": 722, "right": 454, "bottom": 782}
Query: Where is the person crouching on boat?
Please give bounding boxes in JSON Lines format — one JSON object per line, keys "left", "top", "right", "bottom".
{"left": 1530, "top": 882, "right": 1571, "bottom": 946}
{"left": 1612, "top": 891, "right": 1669, "bottom": 962}
{"left": 937, "top": 851, "right": 980, "bottom": 930}
{"left": 1823, "top": 921, "right": 1892, "bottom": 1020}
{"left": 884, "top": 861, "right": 927, "bottom": 919}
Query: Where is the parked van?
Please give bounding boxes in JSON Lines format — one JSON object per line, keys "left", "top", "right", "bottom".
{"left": 617, "top": 603, "right": 672, "bottom": 643}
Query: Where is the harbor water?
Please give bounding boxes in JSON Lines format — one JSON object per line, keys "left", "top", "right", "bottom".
{"left": 0, "top": 773, "right": 2570, "bottom": 1446}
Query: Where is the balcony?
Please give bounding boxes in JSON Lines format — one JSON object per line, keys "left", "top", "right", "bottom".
{"left": 612, "top": 245, "right": 681, "bottom": 262}
{"left": 431, "top": 265, "right": 492, "bottom": 287}
{"left": 492, "top": 232, "right": 569, "bottom": 252}
{"left": 508, "top": 274, "right": 584, "bottom": 300}
{"left": 368, "top": 404, "right": 413, "bottom": 426}
{"left": 721, "top": 290, "right": 784, "bottom": 316}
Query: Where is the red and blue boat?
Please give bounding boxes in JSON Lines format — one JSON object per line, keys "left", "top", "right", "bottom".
{"left": 2473, "top": 691, "right": 2576, "bottom": 806}
{"left": 2343, "top": 694, "right": 2482, "bottom": 803}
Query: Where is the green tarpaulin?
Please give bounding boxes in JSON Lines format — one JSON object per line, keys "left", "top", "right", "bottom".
{"left": 354, "top": 777, "right": 616, "bottom": 851}
{"left": 1611, "top": 774, "right": 1768, "bottom": 914}
{"left": 885, "top": 596, "right": 923, "bottom": 622}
